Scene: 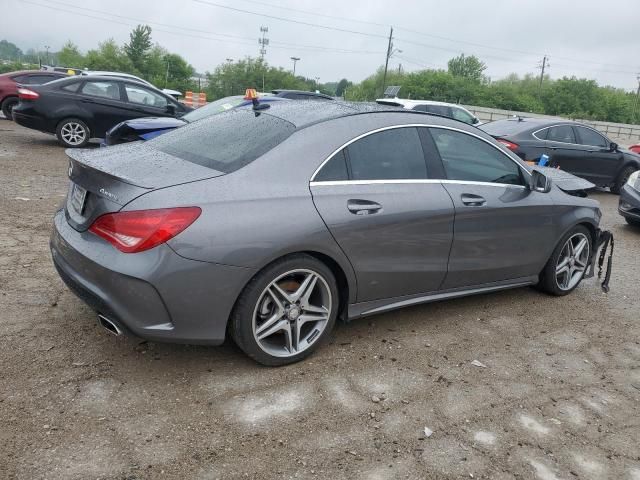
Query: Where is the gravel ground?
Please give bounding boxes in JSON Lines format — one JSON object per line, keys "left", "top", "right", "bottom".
{"left": 1, "top": 120, "right": 639, "bottom": 480}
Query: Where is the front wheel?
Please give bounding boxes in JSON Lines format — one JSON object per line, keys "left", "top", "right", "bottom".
{"left": 538, "top": 225, "right": 592, "bottom": 296}
{"left": 56, "top": 118, "right": 90, "bottom": 148}
{"left": 230, "top": 254, "right": 339, "bottom": 366}
{"left": 611, "top": 166, "right": 636, "bottom": 194}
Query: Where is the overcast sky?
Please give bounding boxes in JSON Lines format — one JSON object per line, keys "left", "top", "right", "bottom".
{"left": 4, "top": 0, "right": 640, "bottom": 90}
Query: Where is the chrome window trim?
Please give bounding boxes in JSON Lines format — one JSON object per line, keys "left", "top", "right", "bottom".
{"left": 532, "top": 124, "right": 609, "bottom": 148}
{"left": 310, "top": 179, "right": 527, "bottom": 190}
{"left": 310, "top": 123, "right": 530, "bottom": 183}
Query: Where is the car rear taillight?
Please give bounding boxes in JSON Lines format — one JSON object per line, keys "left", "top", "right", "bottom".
{"left": 496, "top": 139, "right": 519, "bottom": 151}
{"left": 89, "top": 207, "right": 201, "bottom": 253}
{"left": 18, "top": 88, "right": 39, "bottom": 100}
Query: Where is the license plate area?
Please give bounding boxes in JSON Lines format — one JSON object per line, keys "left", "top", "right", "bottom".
{"left": 70, "top": 183, "right": 87, "bottom": 215}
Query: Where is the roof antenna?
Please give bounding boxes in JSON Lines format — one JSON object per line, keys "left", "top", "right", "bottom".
{"left": 245, "top": 88, "right": 270, "bottom": 111}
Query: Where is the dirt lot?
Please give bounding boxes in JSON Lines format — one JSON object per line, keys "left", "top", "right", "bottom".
{"left": 1, "top": 119, "right": 639, "bottom": 480}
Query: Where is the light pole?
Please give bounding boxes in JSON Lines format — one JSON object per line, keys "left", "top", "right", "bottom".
{"left": 290, "top": 57, "right": 300, "bottom": 76}
{"left": 315, "top": 77, "right": 320, "bottom": 90}
{"left": 44, "top": 45, "right": 50, "bottom": 65}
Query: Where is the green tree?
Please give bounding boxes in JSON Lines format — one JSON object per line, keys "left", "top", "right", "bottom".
{"left": 57, "top": 41, "right": 84, "bottom": 68}
{"left": 335, "top": 78, "right": 352, "bottom": 97}
{"left": 85, "top": 39, "right": 134, "bottom": 72}
{"left": 447, "top": 54, "right": 487, "bottom": 82}
{"left": 124, "top": 24, "right": 153, "bottom": 73}
{"left": 0, "top": 40, "right": 23, "bottom": 60}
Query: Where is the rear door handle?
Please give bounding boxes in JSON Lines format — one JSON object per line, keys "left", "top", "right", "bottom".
{"left": 80, "top": 98, "right": 96, "bottom": 103}
{"left": 347, "top": 199, "right": 382, "bottom": 215}
{"left": 461, "top": 194, "right": 486, "bottom": 207}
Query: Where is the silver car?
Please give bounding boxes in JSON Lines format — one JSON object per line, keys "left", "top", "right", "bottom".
{"left": 51, "top": 101, "right": 602, "bottom": 365}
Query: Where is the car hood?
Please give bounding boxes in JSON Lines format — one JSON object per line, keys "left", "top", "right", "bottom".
{"left": 120, "top": 116, "right": 187, "bottom": 131}
{"left": 536, "top": 166, "right": 595, "bottom": 193}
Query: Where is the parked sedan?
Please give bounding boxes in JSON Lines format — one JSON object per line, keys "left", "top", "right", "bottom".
{"left": 104, "top": 95, "right": 289, "bottom": 145}
{"left": 619, "top": 170, "right": 640, "bottom": 226}
{"left": 376, "top": 98, "right": 480, "bottom": 125}
{"left": 51, "top": 101, "right": 603, "bottom": 365}
{"left": 479, "top": 117, "right": 640, "bottom": 193}
{"left": 0, "top": 70, "right": 67, "bottom": 119}
{"left": 12, "top": 75, "right": 191, "bottom": 147}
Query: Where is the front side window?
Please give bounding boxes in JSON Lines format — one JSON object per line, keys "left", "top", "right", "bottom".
{"left": 430, "top": 128, "right": 524, "bottom": 186}
{"left": 547, "top": 125, "right": 576, "bottom": 144}
{"left": 125, "top": 85, "right": 168, "bottom": 108}
{"left": 451, "top": 107, "right": 474, "bottom": 124}
{"left": 81, "top": 81, "right": 121, "bottom": 100}
{"left": 575, "top": 126, "right": 607, "bottom": 148}
{"left": 346, "top": 127, "right": 427, "bottom": 180}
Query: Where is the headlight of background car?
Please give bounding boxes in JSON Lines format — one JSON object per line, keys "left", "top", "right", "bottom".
{"left": 627, "top": 170, "right": 640, "bottom": 190}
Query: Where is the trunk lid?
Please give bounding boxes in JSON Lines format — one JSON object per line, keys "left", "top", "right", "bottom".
{"left": 65, "top": 141, "right": 224, "bottom": 231}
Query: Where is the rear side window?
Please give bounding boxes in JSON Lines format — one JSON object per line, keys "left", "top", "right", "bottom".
{"left": 61, "top": 82, "right": 81, "bottom": 93}
{"left": 547, "top": 125, "right": 576, "bottom": 144}
{"left": 150, "top": 110, "right": 295, "bottom": 173}
{"left": 81, "top": 81, "right": 121, "bottom": 100}
{"left": 425, "top": 105, "right": 452, "bottom": 118}
{"left": 430, "top": 128, "right": 524, "bottom": 186}
{"left": 314, "top": 150, "right": 348, "bottom": 181}
{"left": 346, "top": 127, "right": 427, "bottom": 180}
{"left": 534, "top": 128, "right": 548, "bottom": 140}
{"left": 23, "top": 74, "right": 58, "bottom": 85}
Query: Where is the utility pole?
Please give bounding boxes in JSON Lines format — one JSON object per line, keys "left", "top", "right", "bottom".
{"left": 398, "top": 63, "right": 402, "bottom": 74}
{"left": 44, "top": 45, "right": 50, "bottom": 65}
{"left": 290, "top": 57, "right": 300, "bottom": 76}
{"left": 259, "top": 26, "right": 269, "bottom": 59}
{"left": 634, "top": 74, "right": 640, "bottom": 123}
{"left": 538, "top": 55, "right": 548, "bottom": 94}
{"left": 315, "top": 77, "right": 320, "bottom": 90}
{"left": 165, "top": 60, "right": 170, "bottom": 88}
{"left": 382, "top": 27, "right": 393, "bottom": 95}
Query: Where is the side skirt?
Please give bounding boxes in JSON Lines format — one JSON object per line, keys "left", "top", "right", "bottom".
{"left": 347, "top": 276, "right": 539, "bottom": 319}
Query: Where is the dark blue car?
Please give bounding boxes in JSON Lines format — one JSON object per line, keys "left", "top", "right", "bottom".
{"left": 103, "top": 95, "right": 289, "bottom": 145}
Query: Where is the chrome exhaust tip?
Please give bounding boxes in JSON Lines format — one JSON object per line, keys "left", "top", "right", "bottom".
{"left": 98, "top": 314, "right": 123, "bottom": 336}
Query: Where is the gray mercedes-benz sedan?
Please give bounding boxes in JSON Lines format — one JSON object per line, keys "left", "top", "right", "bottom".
{"left": 51, "top": 101, "right": 603, "bottom": 365}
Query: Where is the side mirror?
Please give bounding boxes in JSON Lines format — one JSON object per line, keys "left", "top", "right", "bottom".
{"left": 166, "top": 103, "right": 177, "bottom": 116}
{"left": 472, "top": 116, "right": 480, "bottom": 125}
{"left": 530, "top": 169, "right": 552, "bottom": 193}
{"left": 609, "top": 142, "right": 618, "bottom": 152}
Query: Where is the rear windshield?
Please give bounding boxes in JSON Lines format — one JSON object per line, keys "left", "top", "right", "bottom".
{"left": 480, "top": 119, "right": 531, "bottom": 136}
{"left": 149, "top": 109, "right": 295, "bottom": 173}
{"left": 182, "top": 96, "right": 247, "bottom": 123}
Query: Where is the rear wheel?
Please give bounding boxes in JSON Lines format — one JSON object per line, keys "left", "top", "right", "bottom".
{"left": 611, "top": 166, "right": 636, "bottom": 194}
{"left": 230, "top": 254, "right": 338, "bottom": 366}
{"left": 56, "top": 118, "right": 90, "bottom": 148}
{"left": 538, "top": 225, "right": 592, "bottom": 296}
{"left": 1, "top": 96, "right": 18, "bottom": 120}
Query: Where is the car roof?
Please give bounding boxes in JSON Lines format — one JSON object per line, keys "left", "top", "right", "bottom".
{"left": 376, "top": 98, "right": 469, "bottom": 109}
{"left": 252, "top": 100, "right": 456, "bottom": 129}
{"left": 272, "top": 89, "right": 334, "bottom": 99}
{"left": 1, "top": 70, "right": 55, "bottom": 77}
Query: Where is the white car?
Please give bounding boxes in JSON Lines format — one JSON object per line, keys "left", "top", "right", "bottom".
{"left": 376, "top": 98, "right": 480, "bottom": 126}
{"left": 80, "top": 71, "right": 182, "bottom": 98}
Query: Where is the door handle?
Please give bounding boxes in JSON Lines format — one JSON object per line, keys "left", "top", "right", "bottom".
{"left": 461, "top": 194, "right": 486, "bottom": 207}
{"left": 347, "top": 199, "right": 382, "bottom": 215}
{"left": 80, "top": 98, "right": 96, "bottom": 103}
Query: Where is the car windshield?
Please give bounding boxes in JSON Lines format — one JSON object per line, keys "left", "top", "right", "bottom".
{"left": 149, "top": 109, "right": 295, "bottom": 173}
{"left": 480, "top": 120, "right": 531, "bottom": 136}
{"left": 182, "top": 96, "right": 247, "bottom": 123}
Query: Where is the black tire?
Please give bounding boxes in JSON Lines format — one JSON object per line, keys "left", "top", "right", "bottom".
{"left": 611, "top": 166, "right": 636, "bottom": 194}
{"left": 626, "top": 217, "right": 640, "bottom": 227}
{"left": 538, "top": 225, "right": 592, "bottom": 296}
{"left": 55, "top": 118, "right": 90, "bottom": 148}
{"left": 1, "top": 96, "right": 19, "bottom": 120}
{"left": 230, "top": 254, "right": 339, "bottom": 366}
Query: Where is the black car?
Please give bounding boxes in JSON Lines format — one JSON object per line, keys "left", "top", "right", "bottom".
{"left": 619, "top": 170, "right": 640, "bottom": 226}
{"left": 12, "top": 75, "right": 191, "bottom": 147}
{"left": 271, "top": 89, "right": 334, "bottom": 100}
{"left": 479, "top": 118, "right": 640, "bottom": 193}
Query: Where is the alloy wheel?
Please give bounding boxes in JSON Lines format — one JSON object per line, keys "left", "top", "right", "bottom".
{"left": 60, "top": 122, "right": 87, "bottom": 146}
{"left": 252, "top": 269, "right": 332, "bottom": 358}
{"left": 555, "top": 233, "right": 590, "bottom": 291}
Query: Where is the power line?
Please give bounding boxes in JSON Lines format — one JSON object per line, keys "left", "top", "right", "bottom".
{"left": 18, "top": 0, "right": 383, "bottom": 56}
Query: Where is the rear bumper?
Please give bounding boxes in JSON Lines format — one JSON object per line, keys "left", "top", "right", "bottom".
{"left": 50, "top": 209, "right": 255, "bottom": 344}
{"left": 618, "top": 184, "right": 640, "bottom": 221}
{"left": 12, "top": 111, "right": 50, "bottom": 133}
